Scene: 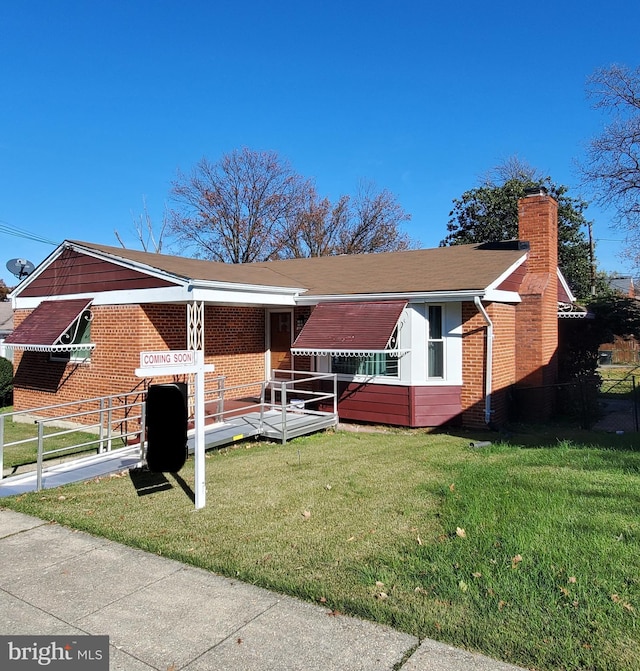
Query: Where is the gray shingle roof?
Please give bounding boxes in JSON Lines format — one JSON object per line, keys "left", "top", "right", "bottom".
{"left": 70, "top": 240, "right": 526, "bottom": 297}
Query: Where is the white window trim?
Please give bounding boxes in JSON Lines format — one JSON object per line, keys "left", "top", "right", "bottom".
{"left": 50, "top": 348, "right": 93, "bottom": 364}
{"left": 310, "top": 303, "right": 463, "bottom": 387}
{"left": 427, "top": 304, "right": 446, "bottom": 380}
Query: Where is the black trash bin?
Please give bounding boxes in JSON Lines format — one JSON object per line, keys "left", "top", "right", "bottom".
{"left": 598, "top": 351, "right": 613, "bottom": 366}
{"left": 145, "top": 382, "right": 188, "bottom": 473}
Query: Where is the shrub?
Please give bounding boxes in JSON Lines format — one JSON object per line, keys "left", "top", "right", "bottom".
{"left": 0, "top": 356, "right": 13, "bottom": 407}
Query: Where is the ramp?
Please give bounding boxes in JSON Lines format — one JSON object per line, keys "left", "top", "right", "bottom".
{"left": 1, "top": 410, "right": 337, "bottom": 497}
{"left": 0, "top": 371, "right": 338, "bottom": 497}
{"left": 0, "top": 445, "right": 144, "bottom": 497}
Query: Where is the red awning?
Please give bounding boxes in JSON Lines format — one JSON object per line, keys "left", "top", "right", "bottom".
{"left": 291, "top": 301, "right": 407, "bottom": 356}
{"left": 4, "top": 299, "right": 95, "bottom": 352}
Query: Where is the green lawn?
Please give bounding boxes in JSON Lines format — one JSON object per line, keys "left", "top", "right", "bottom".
{"left": 599, "top": 366, "right": 640, "bottom": 398}
{"left": 2, "top": 427, "right": 639, "bottom": 671}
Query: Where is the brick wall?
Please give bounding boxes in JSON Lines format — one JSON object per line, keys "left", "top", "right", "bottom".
{"left": 203, "top": 305, "right": 265, "bottom": 392}
{"left": 461, "top": 301, "right": 516, "bottom": 428}
{"left": 489, "top": 302, "right": 517, "bottom": 425}
{"left": 439, "top": 192, "right": 559, "bottom": 429}
{"left": 11, "top": 303, "right": 268, "bottom": 422}
{"left": 461, "top": 301, "right": 486, "bottom": 427}
{"left": 11, "top": 305, "right": 149, "bottom": 427}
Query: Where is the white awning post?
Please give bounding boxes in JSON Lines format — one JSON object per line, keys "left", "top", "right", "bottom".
{"left": 193, "top": 349, "right": 206, "bottom": 509}
{"left": 187, "top": 300, "right": 207, "bottom": 510}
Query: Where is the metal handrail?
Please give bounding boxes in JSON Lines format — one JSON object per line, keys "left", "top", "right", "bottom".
{"left": 193, "top": 371, "right": 337, "bottom": 442}
{"left": 3, "top": 391, "right": 146, "bottom": 487}
{"left": 33, "top": 395, "right": 146, "bottom": 490}
{"left": 3, "top": 370, "right": 338, "bottom": 487}
{"left": 282, "top": 381, "right": 288, "bottom": 443}
{"left": 0, "top": 413, "right": 5, "bottom": 485}
{"left": 197, "top": 378, "right": 266, "bottom": 424}
{"left": 3, "top": 390, "right": 145, "bottom": 421}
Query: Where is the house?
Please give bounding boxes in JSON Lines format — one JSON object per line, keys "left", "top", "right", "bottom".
{"left": 608, "top": 276, "right": 636, "bottom": 298}
{"left": 5, "top": 189, "right": 574, "bottom": 429}
{"left": 597, "top": 276, "right": 640, "bottom": 365}
{"left": 0, "top": 301, "right": 14, "bottom": 360}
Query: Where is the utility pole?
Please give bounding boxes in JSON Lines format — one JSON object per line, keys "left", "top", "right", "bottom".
{"left": 588, "top": 221, "right": 596, "bottom": 297}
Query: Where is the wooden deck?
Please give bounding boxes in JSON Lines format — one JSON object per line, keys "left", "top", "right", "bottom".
{"left": 188, "top": 408, "right": 337, "bottom": 451}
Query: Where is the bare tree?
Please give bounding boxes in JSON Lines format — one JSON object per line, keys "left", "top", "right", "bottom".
{"left": 482, "top": 155, "right": 545, "bottom": 186}
{"left": 169, "top": 148, "right": 312, "bottom": 263}
{"left": 115, "top": 196, "right": 169, "bottom": 253}
{"left": 619, "top": 227, "right": 640, "bottom": 270}
{"left": 337, "top": 181, "right": 412, "bottom": 254}
{"left": 169, "top": 149, "right": 412, "bottom": 262}
{"left": 276, "top": 181, "right": 412, "bottom": 258}
{"left": 581, "top": 64, "right": 640, "bottom": 235}
{"left": 276, "top": 187, "right": 350, "bottom": 258}
{"left": 0, "top": 279, "right": 11, "bottom": 301}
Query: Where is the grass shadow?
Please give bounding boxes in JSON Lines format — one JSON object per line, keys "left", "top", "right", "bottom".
{"left": 128, "top": 468, "right": 195, "bottom": 503}
{"left": 169, "top": 471, "right": 195, "bottom": 503}
{"left": 129, "top": 468, "right": 173, "bottom": 496}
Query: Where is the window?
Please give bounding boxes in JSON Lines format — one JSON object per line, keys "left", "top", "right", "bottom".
{"left": 427, "top": 305, "right": 444, "bottom": 378}
{"left": 331, "top": 327, "right": 399, "bottom": 377}
{"left": 50, "top": 310, "right": 93, "bottom": 362}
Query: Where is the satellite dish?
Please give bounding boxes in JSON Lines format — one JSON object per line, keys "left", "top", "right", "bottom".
{"left": 6, "top": 258, "right": 35, "bottom": 280}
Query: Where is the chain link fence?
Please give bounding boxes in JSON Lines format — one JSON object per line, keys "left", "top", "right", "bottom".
{"left": 511, "top": 375, "right": 638, "bottom": 431}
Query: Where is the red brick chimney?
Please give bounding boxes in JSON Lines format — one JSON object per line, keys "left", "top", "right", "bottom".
{"left": 518, "top": 187, "right": 558, "bottom": 276}
{"left": 514, "top": 187, "right": 559, "bottom": 420}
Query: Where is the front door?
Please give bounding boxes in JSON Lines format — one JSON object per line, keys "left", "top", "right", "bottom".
{"left": 269, "top": 311, "right": 292, "bottom": 373}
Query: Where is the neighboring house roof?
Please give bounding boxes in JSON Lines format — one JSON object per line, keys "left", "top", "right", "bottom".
{"left": 0, "top": 301, "right": 13, "bottom": 336}
{"left": 608, "top": 276, "right": 636, "bottom": 297}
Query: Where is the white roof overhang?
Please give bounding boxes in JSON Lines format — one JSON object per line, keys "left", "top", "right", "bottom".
{"left": 482, "top": 255, "right": 527, "bottom": 304}
{"left": 482, "top": 289, "right": 522, "bottom": 303}
{"left": 12, "top": 285, "right": 300, "bottom": 310}
{"left": 294, "top": 290, "right": 487, "bottom": 306}
{"left": 557, "top": 269, "right": 576, "bottom": 303}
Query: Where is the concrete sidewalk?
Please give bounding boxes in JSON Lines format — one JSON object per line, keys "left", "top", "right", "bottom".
{"left": 0, "top": 509, "right": 526, "bottom": 671}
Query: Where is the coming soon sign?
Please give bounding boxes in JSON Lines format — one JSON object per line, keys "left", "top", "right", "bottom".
{"left": 139, "top": 350, "right": 196, "bottom": 368}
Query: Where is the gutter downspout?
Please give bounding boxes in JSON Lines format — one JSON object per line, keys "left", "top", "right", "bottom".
{"left": 474, "top": 296, "right": 493, "bottom": 426}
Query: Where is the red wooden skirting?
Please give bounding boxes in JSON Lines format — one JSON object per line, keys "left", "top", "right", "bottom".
{"left": 321, "top": 382, "right": 462, "bottom": 428}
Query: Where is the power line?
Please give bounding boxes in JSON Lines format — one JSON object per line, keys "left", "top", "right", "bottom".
{"left": 0, "top": 221, "right": 59, "bottom": 246}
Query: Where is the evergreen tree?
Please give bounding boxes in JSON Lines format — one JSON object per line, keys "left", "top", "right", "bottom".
{"left": 442, "top": 172, "right": 592, "bottom": 300}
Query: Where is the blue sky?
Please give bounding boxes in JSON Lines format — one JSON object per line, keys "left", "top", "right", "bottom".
{"left": 1, "top": 0, "right": 638, "bottom": 287}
